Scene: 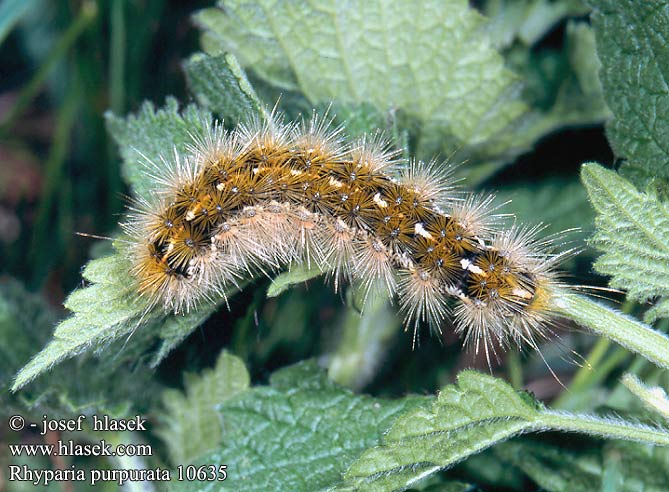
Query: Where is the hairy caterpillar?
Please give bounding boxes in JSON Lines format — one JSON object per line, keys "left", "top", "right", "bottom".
{"left": 123, "top": 112, "right": 567, "bottom": 362}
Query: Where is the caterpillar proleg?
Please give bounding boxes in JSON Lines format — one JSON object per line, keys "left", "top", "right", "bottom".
{"left": 123, "top": 112, "right": 567, "bottom": 360}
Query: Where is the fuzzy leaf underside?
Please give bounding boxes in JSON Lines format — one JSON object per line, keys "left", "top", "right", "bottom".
{"left": 196, "top": 0, "right": 608, "bottom": 184}
{"left": 588, "top": 0, "right": 669, "bottom": 190}
{"left": 105, "top": 97, "right": 211, "bottom": 199}
{"left": 183, "top": 52, "right": 266, "bottom": 123}
{"left": 158, "top": 351, "right": 251, "bottom": 465}
{"left": 11, "top": 253, "right": 156, "bottom": 391}
{"left": 2, "top": 278, "right": 161, "bottom": 417}
{"left": 11, "top": 250, "right": 237, "bottom": 391}
{"left": 581, "top": 163, "right": 669, "bottom": 323}
{"left": 196, "top": 0, "right": 524, "bottom": 143}
{"left": 169, "top": 360, "right": 431, "bottom": 492}
{"left": 196, "top": 1, "right": 527, "bottom": 155}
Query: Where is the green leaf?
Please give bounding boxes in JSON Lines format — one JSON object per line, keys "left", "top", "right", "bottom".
{"left": 581, "top": 163, "right": 669, "bottom": 323}
{"left": 324, "top": 101, "right": 392, "bottom": 140}
{"left": 12, "top": 247, "right": 243, "bottom": 390}
{"left": 333, "top": 371, "right": 538, "bottom": 491}
{"left": 332, "top": 371, "right": 669, "bottom": 491}
{"left": 266, "top": 263, "right": 324, "bottom": 298}
{"left": 588, "top": 0, "right": 669, "bottom": 190}
{"left": 1, "top": 277, "right": 160, "bottom": 417}
{"left": 195, "top": 1, "right": 526, "bottom": 159}
{"left": 195, "top": 0, "right": 608, "bottom": 184}
{"left": 105, "top": 97, "right": 211, "bottom": 198}
{"left": 183, "top": 52, "right": 267, "bottom": 123}
{"left": 169, "top": 360, "right": 430, "bottom": 491}
{"left": 11, "top": 252, "right": 156, "bottom": 391}
{"left": 157, "top": 351, "right": 250, "bottom": 465}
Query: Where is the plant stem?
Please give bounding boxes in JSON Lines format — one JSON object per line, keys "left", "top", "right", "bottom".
{"left": 621, "top": 374, "right": 669, "bottom": 420}
{"left": 567, "top": 299, "right": 634, "bottom": 389}
{"left": 537, "top": 410, "right": 669, "bottom": 447}
{"left": 506, "top": 350, "right": 523, "bottom": 390}
{"left": 553, "top": 291, "right": 669, "bottom": 370}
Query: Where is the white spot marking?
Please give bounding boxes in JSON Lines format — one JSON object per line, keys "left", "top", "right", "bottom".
{"left": 414, "top": 222, "right": 432, "bottom": 239}
{"left": 373, "top": 193, "right": 388, "bottom": 208}
{"left": 460, "top": 258, "right": 484, "bottom": 275}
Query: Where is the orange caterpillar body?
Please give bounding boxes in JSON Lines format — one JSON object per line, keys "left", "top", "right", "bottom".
{"left": 124, "top": 114, "right": 564, "bottom": 359}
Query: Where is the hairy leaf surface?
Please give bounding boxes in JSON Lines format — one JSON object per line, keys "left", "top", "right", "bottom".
{"left": 11, "top": 250, "right": 236, "bottom": 390}
{"left": 582, "top": 163, "right": 669, "bottom": 322}
{"left": 196, "top": 0, "right": 607, "bottom": 183}
{"left": 3, "top": 277, "right": 159, "bottom": 414}
{"left": 105, "top": 97, "right": 211, "bottom": 198}
{"left": 589, "top": 0, "right": 669, "bottom": 190}
{"left": 331, "top": 371, "right": 669, "bottom": 491}
{"left": 184, "top": 52, "right": 266, "bottom": 122}
{"left": 169, "top": 360, "right": 430, "bottom": 491}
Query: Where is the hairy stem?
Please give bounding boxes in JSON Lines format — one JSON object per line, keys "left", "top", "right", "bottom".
{"left": 622, "top": 373, "right": 669, "bottom": 421}
{"left": 554, "top": 291, "right": 669, "bottom": 370}
{"left": 536, "top": 410, "right": 669, "bottom": 447}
